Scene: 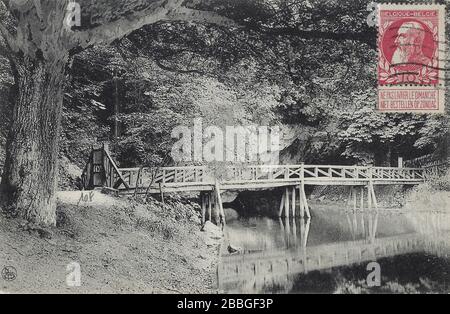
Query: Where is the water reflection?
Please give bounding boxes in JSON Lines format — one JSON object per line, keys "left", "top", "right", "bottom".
{"left": 344, "top": 211, "right": 380, "bottom": 243}
{"left": 278, "top": 217, "right": 311, "bottom": 249}
{"left": 218, "top": 209, "right": 450, "bottom": 293}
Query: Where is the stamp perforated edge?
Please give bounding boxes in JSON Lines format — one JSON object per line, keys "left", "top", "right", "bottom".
{"left": 376, "top": 3, "right": 446, "bottom": 113}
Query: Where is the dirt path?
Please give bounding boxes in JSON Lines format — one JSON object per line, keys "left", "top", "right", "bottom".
{"left": 0, "top": 191, "right": 222, "bottom": 294}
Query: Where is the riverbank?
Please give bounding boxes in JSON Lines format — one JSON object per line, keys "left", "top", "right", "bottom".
{"left": 310, "top": 185, "right": 411, "bottom": 209}
{"left": 403, "top": 172, "right": 450, "bottom": 212}
{"left": 0, "top": 191, "right": 222, "bottom": 293}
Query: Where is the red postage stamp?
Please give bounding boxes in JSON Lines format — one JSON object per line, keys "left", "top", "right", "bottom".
{"left": 377, "top": 4, "right": 445, "bottom": 112}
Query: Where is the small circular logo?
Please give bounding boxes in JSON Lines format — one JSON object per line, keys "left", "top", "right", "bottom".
{"left": 1, "top": 266, "right": 17, "bottom": 282}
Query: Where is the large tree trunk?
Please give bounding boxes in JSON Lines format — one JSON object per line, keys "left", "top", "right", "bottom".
{"left": 1, "top": 55, "right": 66, "bottom": 226}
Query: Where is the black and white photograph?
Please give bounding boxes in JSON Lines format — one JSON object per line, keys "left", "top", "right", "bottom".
{"left": 0, "top": 0, "right": 449, "bottom": 297}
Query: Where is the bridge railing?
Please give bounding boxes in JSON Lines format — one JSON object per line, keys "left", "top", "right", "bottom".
{"left": 372, "top": 167, "right": 425, "bottom": 180}
{"left": 118, "top": 166, "right": 210, "bottom": 189}
{"left": 116, "top": 165, "right": 425, "bottom": 190}
{"left": 224, "top": 165, "right": 425, "bottom": 182}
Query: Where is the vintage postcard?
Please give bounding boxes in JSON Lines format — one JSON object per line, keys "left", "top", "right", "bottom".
{"left": 0, "top": 0, "right": 449, "bottom": 301}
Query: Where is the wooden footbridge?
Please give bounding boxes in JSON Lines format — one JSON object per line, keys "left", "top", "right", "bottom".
{"left": 81, "top": 146, "right": 446, "bottom": 221}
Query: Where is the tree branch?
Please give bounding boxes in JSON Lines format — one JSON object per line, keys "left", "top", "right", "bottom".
{"left": 166, "top": 7, "right": 239, "bottom": 28}
{"left": 70, "top": 0, "right": 178, "bottom": 50}
{"left": 69, "top": 0, "right": 239, "bottom": 51}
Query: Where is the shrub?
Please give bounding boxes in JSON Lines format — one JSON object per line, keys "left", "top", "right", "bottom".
{"left": 428, "top": 169, "right": 450, "bottom": 191}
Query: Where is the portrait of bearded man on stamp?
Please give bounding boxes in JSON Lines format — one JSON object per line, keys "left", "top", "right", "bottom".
{"left": 391, "top": 21, "right": 431, "bottom": 68}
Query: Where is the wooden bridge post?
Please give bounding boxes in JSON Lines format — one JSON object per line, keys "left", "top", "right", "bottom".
{"left": 291, "top": 186, "right": 296, "bottom": 217}
{"left": 200, "top": 192, "right": 206, "bottom": 225}
{"left": 215, "top": 181, "right": 226, "bottom": 227}
{"left": 284, "top": 187, "right": 290, "bottom": 219}
{"left": 279, "top": 190, "right": 285, "bottom": 217}
{"left": 300, "top": 181, "right": 311, "bottom": 218}
{"left": 298, "top": 185, "right": 304, "bottom": 218}
{"left": 360, "top": 186, "right": 364, "bottom": 212}
{"left": 368, "top": 181, "right": 378, "bottom": 211}
{"left": 367, "top": 167, "right": 377, "bottom": 212}
{"left": 208, "top": 192, "right": 212, "bottom": 222}
{"left": 304, "top": 218, "right": 310, "bottom": 240}
{"left": 305, "top": 194, "right": 311, "bottom": 218}
{"left": 299, "top": 163, "right": 305, "bottom": 218}
{"left": 213, "top": 192, "right": 220, "bottom": 225}
{"left": 372, "top": 186, "right": 378, "bottom": 210}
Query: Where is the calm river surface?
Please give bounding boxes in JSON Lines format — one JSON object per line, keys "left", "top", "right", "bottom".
{"left": 218, "top": 206, "right": 450, "bottom": 293}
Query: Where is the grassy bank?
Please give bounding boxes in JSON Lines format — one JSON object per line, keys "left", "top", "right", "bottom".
{"left": 0, "top": 191, "right": 222, "bottom": 294}
{"left": 404, "top": 170, "right": 450, "bottom": 212}
{"left": 310, "top": 185, "right": 410, "bottom": 209}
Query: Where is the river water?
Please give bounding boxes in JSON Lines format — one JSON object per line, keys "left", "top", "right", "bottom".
{"left": 218, "top": 206, "right": 450, "bottom": 293}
